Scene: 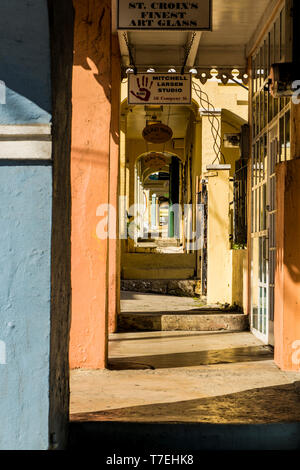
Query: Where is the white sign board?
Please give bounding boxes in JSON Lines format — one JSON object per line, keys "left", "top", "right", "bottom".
{"left": 128, "top": 73, "right": 192, "bottom": 105}
{"left": 118, "top": 1, "right": 212, "bottom": 31}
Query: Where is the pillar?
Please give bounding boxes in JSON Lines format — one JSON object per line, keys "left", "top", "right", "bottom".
{"left": 119, "top": 127, "right": 127, "bottom": 238}
{"left": 108, "top": 35, "right": 121, "bottom": 334}
{"left": 169, "top": 157, "right": 180, "bottom": 238}
{"left": 201, "top": 112, "right": 221, "bottom": 174}
{"left": 70, "top": 0, "right": 112, "bottom": 369}
{"left": 206, "top": 168, "right": 232, "bottom": 305}
{"left": 151, "top": 194, "right": 157, "bottom": 230}
{"left": 274, "top": 159, "right": 300, "bottom": 371}
{"left": 193, "top": 120, "right": 202, "bottom": 278}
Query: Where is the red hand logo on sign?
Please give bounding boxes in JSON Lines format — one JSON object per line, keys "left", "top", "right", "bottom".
{"left": 130, "top": 75, "right": 153, "bottom": 102}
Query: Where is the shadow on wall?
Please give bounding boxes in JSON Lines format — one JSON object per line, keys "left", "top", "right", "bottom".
{"left": 0, "top": 0, "right": 52, "bottom": 123}
{"left": 72, "top": 0, "right": 119, "bottom": 146}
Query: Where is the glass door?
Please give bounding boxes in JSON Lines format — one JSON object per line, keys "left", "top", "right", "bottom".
{"left": 251, "top": 134, "right": 269, "bottom": 343}
{"left": 267, "top": 124, "right": 279, "bottom": 346}
{"left": 251, "top": 124, "right": 278, "bottom": 344}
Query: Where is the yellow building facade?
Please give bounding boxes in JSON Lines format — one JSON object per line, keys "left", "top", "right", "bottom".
{"left": 120, "top": 78, "right": 249, "bottom": 310}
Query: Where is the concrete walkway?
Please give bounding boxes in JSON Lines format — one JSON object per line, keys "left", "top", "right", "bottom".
{"left": 70, "top": 292, "right": 300, "bottom": 450}
{"left": 121, "top": 291, "right": 207, "bottom": 312}
{"left": 71, "top": 330, "right": 300, "bottom": 424}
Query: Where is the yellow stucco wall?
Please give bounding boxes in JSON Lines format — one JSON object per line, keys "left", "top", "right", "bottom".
{"left": 231, "top": 249, "right": 248, "bottom": 310}
{"left": 206, "top": 170, "right": 247, "bottom": 308}
{"left": 206, "top": 169, "right": 231, "bottom": 304}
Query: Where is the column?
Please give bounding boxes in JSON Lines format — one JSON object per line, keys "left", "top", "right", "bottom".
{"left": 201, "top": 111, "right": 221, "bottom": 174}
{"left": 119, "top": 127, "right": 127, "bottom": 239}
{"left": 108, "top": 35, "right": 121, "bottom": 334}
{"left": 206, "top": 168, "right": 232, "bottom": 305}
{"left": 193, "top": 120, "right": 202, "bottom": 278}
{"left": 70, "top": 0, "right": 112, "bottom": 369}
{"left": 169, "top": 157, "right": 180, "bottom": 238}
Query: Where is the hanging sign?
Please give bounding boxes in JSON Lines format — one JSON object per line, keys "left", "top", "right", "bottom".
{"left": 128, "top": 73, "right": 192, "bottom": 105}
{"left": 142, "top": 123, "right": 173, "bottom": 143}
{"left": 117, "top": 1, "right": 212, "bottom": 31}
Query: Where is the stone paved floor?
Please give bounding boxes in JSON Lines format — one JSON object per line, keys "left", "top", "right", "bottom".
{"left": 70, "top": 330, "right": 300, "bottom": 424}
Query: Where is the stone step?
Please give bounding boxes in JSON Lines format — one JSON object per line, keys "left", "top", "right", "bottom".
{"left": 121, "top": 279, "right": 198, "bottom": 297}
{"left": 118, "top": 311, "right": 249, "bottom": 332}
{"left": 137, "top": 238, "right": 180, "bottom": 247}
{"left": 122, "top": 267, "right": 195, "bottom": 280}
{"left": 156, "top": 238, "right": 180, "bottom": 247}
{"left": 122, "top": 253, "right": 196, "bottom": 269}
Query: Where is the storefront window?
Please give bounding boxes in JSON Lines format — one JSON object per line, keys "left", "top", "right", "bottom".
{"left": 285, "top": 110, "right": 291, "bottom": 160}
{"left": 275, "top": 17, "right": 281, "bottom": 62}
{"left": 250, "top": 4, "right": 291, "bottom": 342}
{"left": 280, "top": 115, "right": 285, "bottom": 162}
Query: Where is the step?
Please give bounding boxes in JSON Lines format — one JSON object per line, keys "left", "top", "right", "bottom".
{"left": 122, "top": 267, "right": 195, "bottom": 280}
{"left": 136, "top": 242, "right": 157, "bottom": 248}
{"left": 118, "top": 311, "right": 249, "bottom": 332}
{"left": 122, "top": 253, "right": 196, "bottom": 269}
{"left": 156, "top": 238, "right": 180, "bottom": 247}
{"left": 121, "top": 279, "right": 198, "bottom": 297}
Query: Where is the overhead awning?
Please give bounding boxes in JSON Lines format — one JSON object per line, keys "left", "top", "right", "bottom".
{"left": 113, "top": 0, "right": 276, "bottom": 84}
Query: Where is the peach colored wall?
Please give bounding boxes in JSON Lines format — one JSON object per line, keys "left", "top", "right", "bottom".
{"left": 70, "top": 0, "right": 112, "bottom": 369}
{"left": 275, "top": 158, "right": 300, "bottom": 371}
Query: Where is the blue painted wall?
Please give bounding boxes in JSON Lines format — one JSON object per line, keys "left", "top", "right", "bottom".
{"left": 0, "top": 164, "right": 52, "bottom": 449}
{"left": 0, "top": 0, "right": 53, "bottom": 449}
{"left": 0, "top": 0, "right": 51, "bottom": 124}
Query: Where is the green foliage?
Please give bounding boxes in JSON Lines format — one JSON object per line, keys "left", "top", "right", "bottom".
{"left": 232, "top": 243, "right": 246, "bottom": 250}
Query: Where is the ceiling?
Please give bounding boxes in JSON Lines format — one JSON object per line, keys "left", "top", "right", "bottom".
{"left": 200, "top": 0, "right": 271, "bottom": 47}
{"left": 113, "top": 0, "right": 274, "bottom": 72}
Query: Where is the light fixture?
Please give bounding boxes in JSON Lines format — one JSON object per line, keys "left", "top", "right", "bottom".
{"left": 189, "top": 68, "right": 197, "bottom": 75}
{"left": 168, "top": 68, "right": 176, "bottom": 73}
{"left": 147, "top": 68, "right": 155, "bottom": 73}
{"left": 126, "top": 67, "right": 134, "bottom": 74}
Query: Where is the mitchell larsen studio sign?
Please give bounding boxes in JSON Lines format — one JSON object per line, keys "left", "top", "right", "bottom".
{"left": 117, "top": 1, "right": 212, "bottom": 31}
{"left": 128, "top": 73, "right": 192, "bottom": 105}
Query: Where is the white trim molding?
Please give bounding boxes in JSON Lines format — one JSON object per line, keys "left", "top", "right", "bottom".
{"left": 0, "top": 124, "right": 52, "bottom": 160}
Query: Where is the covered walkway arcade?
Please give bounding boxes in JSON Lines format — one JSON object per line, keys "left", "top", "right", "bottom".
{"left": 1, "top": 0, "right": 300, "bottom": 450}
